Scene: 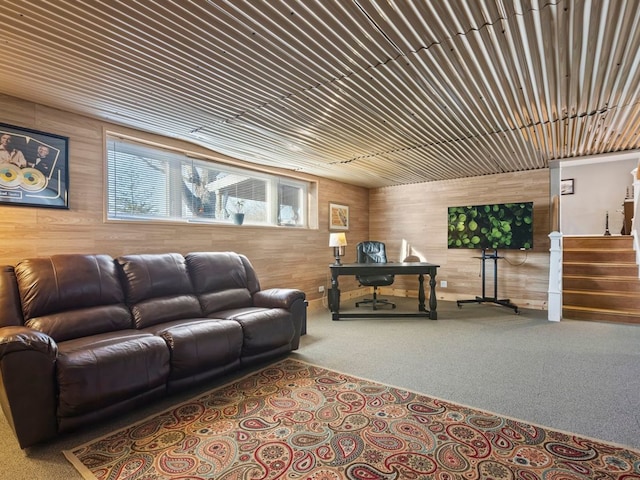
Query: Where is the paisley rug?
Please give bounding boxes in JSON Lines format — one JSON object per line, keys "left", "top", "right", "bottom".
{"left": 64, "top": 358, "right": 640, "bottom": 480}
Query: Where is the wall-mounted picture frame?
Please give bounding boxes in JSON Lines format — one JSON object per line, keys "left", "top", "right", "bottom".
{"left": 560, "top": 178, "right": 574, "bottom": 195}
{"left": 329, "top": 202, "right": 349, "bottom": 230}
{"left": 0, "top": 123, "right": 69, "bottom": 209}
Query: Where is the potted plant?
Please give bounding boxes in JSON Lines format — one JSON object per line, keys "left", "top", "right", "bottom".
{"left": 232, "top": 200, "right": 245, "bottom": 225}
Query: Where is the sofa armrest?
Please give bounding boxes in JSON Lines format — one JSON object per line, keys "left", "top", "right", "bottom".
{"left": 253, "top": 288, "right": 306, "bottom": 309}
{"left": 253, "top": 289, "right": 307, "bottom": 349}
{"left": 0, "top": 326, "right": 59, "bottom": 448}
{"left": 0, "top": 326, "right": 58, "bottom": 357}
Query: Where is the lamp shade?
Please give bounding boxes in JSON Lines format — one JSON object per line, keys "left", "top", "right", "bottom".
{"left": 329, "top": 232, "right": 347, "bottom": 247}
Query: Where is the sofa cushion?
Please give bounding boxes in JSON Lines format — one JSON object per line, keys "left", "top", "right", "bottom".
{"left": 196, "top": 288, "right": 253, "bottom": 314}
{"left": 185, "top": 252, "right": 257, "bottom": 313}
{"left": 56, "top": 331, "right": 170, "bottom": 417}
{"left": 25, "top": 305, "right": 133, "bottom": 343}
{"left": 117, "top": 253, "right": 202, "bottom": 329}
{"left": 15, "top": 255, "right": 131, "bottom": 341}
{"left": 143, "top": 319, "right": 243, "bottom": 381}
{"left": 213, "top": 307, "right": 295, "bottom": 357}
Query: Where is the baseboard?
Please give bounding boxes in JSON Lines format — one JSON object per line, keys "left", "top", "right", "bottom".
{"left": 307, "top": 287, "right": 547, "bottom": 312}
{"left": 306, "top": 287, "right": 371, "bottom": 312}
{"left": 377, "top": 287, "right": 547, "bottom": 311}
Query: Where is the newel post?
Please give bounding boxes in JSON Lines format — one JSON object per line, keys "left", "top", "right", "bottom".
{"left": 547, "top": 231, "right": 562, "bottom": 322}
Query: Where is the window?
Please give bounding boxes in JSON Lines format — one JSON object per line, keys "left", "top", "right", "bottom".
{"left": 107, "top": 137, "right": 310, "bottom": 227}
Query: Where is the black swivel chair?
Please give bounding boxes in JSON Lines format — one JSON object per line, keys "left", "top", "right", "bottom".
{"left": 355, "top": 241, "right": 396, "bottom": 310}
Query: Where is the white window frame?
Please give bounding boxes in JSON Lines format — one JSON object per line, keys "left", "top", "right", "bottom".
{"left": 106, "top": 135, "right": 311, "bottom": 228}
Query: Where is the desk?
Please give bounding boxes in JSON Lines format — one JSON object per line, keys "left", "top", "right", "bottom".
{"left": 329, "top": 262, "right": 440, "bottom": 320}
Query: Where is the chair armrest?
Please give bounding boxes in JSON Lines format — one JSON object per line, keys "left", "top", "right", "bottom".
{"left": 0, "top": 326, "right": 59, "bottom": 448}
{"left": 253, "top": 288, "right": 306, "bottom": 309}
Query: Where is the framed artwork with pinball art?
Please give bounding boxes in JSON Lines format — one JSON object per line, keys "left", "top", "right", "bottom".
{"left": 0, "top": 123, "right": 69, "bottom": 209}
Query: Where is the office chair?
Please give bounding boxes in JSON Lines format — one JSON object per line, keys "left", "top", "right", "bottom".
{"left": 355, "top": 241, "right": 396, "bottom": 310}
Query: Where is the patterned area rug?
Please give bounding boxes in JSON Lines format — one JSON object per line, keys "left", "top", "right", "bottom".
{"left": 64, "top": 358, "right": 640, "bottom": 480}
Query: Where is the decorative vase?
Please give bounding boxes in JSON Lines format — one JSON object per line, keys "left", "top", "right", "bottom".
{"left": 232, "top": 213, "right": 245, "bottom": 225}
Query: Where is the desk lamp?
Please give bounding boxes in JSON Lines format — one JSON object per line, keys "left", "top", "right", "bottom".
{"left": 329, "top": 233, "right": 347, "bottom": 265}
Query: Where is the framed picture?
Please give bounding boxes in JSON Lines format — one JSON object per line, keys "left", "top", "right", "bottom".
{"left": 560, "top": 178, "right": 574, "bottom": 195}
{"left": 0, "top": 123, "right": 69, "bottom": 209}
{"left": 329, "top": 202, "right": 349, "bottom": 230}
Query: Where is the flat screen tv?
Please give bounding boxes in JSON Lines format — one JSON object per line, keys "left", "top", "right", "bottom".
{"left": 447, "top": 202, "right": 533, "bottom": 250}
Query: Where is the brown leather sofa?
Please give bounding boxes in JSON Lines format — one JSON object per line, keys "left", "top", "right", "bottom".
{"left": 0, "top": 251, "right": 306, "bottom": 448}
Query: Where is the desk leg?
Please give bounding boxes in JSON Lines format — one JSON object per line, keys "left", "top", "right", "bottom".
{"left": 418, "top": 274, "right": 426, "bottom": 312}
{"left": 329, "top": 272, "right": 341, "bottom": 321}
{"left": 429, "top": 272, "right": 437, "bottom": 320}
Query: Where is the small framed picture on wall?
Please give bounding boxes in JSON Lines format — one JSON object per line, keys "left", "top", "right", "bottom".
{"left": 560, "top": 178, "right": 574, "bottom": 195}
{"left": 329, "top": 202, "right": 349, "bottom": 230}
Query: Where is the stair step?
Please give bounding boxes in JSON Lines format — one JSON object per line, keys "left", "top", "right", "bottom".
{"left": 563, "top": 235, "right": 633, "bottom": 249}
{"left": 562, "top": 262, "right": 639, "bottom": 277}
{"left": 562, "top": 305, "right": 640, "bottom": 325}
{"left": 563, "top": 275, "right": 640, "bottom": 293}
{"left": 563, "top": 289, "right": 640, "bottom": 311}
{"left": 563, "top": 249, "right": 636, "bottom": 263}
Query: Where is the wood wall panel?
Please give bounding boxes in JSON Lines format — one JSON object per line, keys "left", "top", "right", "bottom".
{"left": 370, "top": 172, "right": 551, "bottom": 309}
{"left": 0, "top": 95, "right": 369, "bottom": 303}
{"left": 1, "top": 94, "right": 551, "bottom": 311}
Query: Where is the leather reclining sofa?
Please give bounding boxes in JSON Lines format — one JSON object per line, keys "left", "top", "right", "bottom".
{"left": 0, "top": 251, "right": 306, "bottom": 448}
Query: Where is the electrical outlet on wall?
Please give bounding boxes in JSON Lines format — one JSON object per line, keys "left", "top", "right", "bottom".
{"left": 318, "top": 285, "right": 325, "bottom": 292}
{"left": 440, "top": 280, "right": 447, "bottom": 288}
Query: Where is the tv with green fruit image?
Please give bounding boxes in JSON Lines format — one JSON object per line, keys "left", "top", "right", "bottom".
{"left": 447, "top": 202, "right": 533, "bottom": 250}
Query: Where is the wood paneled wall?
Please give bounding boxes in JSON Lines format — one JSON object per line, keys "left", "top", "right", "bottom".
{"left": 369, "top": 171, "right": 551, "bottom": 309}
{"left": 0, "top": 95, "right": 369, "bottom": 303}
{"left": 1, "top": 94, "right": 551, "bottom": 310}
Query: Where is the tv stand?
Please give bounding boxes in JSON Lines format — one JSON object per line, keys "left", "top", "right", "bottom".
{"left": 456, "top": 249, "right": 519, "bottom": 313}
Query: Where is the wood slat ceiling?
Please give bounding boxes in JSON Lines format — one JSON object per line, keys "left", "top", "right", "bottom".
{"left": 2, "top": 0, "right": 640, "bottom": 187}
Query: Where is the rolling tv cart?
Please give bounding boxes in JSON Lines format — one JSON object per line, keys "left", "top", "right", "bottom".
{"left": 456, "top": 249, "right": 519, "bottom": 313}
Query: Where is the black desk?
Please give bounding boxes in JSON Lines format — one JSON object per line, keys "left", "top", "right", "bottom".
{"left": 329, "top": 262, "right": 440, "bottom": 320}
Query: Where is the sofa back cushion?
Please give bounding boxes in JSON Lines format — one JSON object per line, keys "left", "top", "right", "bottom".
{"left": 0, "top": 266, "right": 24, "bottom": 328}
{"left": 14, "top": 254, "right": 132, "bottom": 342}
{"left": 185, "top": 252, "right": 259, "bottom": 315}
{"left": 117, "top": 253, "right": 202, "bottom": 328}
